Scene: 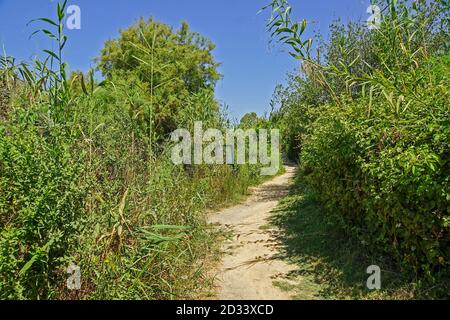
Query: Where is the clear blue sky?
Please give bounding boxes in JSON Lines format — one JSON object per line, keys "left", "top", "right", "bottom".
{"left": 0, "top": 0, "right": 371, "bottom": 120}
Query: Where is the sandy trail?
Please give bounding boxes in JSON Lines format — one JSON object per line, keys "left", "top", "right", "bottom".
{"left": 208, "top": 165, "right": 296, "bottom": 300}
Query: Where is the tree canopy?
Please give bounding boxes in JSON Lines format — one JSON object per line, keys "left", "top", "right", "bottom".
{"left": 97, "top": 18, "right": 221, "bottom": 133}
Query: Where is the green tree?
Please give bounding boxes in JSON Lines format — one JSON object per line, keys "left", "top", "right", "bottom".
{"left": 97, "top": 18, "right": 221, "bottom": 135}
{"left": 239, "top": 112, "right": 259, "bottom": 129}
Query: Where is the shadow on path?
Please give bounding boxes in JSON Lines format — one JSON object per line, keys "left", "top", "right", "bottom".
{"left": 269, "top": 176, "right": 414, "bottom": 300}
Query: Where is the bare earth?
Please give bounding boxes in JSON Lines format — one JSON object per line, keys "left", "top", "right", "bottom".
{"left": 208, "top": 165, "right": 297, "bottom": 300}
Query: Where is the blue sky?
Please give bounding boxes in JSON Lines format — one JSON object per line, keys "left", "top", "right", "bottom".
{"left": 0, "top": 0, "right": 371, "bottom": 120}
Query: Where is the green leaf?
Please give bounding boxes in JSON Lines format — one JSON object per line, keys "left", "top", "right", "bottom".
{"left": 42, "top": 29, "right": 58, "bottom": 40}
{"left": 43, "top": 49, "right": 60, "bottom": 61}
{"left": 19, "top": 240, "right": 54, "bottom": 276}
{"left": 29, "top": 17, "right": 59, "bottom": 27}
{"left": 300, "top": 19, "right": 307, "bottom": 35}
{"left": 57, "top": 0, "right": 68, "bottom": 21}
{"left": 80, "top": 74, "right": 88, "bottom": 95}
{"left": 19, "top": 254, "right": 39, "bottom": 276}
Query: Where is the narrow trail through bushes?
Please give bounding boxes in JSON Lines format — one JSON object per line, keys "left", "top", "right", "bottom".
{"left": 209, "top": 165, "right": 299, "bottom": 300}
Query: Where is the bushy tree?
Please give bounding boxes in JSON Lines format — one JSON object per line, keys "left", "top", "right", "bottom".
{"left": 97, "top": 18, "right": 221, "bottom": 135}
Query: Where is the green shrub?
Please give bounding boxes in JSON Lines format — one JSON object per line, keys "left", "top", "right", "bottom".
{"left": 300, "top": 54, "right": 449, "bottom": 286}
{"left": 0, "top": 116, "right": 87, "bottom": 299}
{"left": 266, "top": 0, "right": 449, "bottom": 294}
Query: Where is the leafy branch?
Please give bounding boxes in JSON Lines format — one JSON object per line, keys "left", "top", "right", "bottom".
{"left": 27, "top": 0, "right": 69, "bottom": 116}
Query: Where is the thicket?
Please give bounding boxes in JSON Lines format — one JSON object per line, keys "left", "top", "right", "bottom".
{"left": 266, "top": 0, "right": 449, "bottom": 296}
{"left": 0, "top": 2, "right": 262, "bottom": 299}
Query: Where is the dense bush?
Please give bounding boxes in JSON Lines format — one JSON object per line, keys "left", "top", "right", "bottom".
{"left": 302, "top": 54, "right": 449, "bottom": 278}
{"left": 268, "top": 0, "right": 449, "bottom": 293}
{"left": 0, "top": 117, "right": 87, "bottom": 299}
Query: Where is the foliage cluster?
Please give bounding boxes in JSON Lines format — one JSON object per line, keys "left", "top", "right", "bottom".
{"left": 0, "top": 2, "right": 262, "bottom": 299}
{"left": 267, "top": 0, "right": 449, "bottom": 295}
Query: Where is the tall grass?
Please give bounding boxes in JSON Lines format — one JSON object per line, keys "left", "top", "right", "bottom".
{"left": 0, "top": 1, "right": 263, "bottom": 299}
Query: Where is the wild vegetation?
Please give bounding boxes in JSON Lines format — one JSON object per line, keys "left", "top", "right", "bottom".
{"left": 0, "top": 0, "right": 448, "bottom": 300}
{"left": 0, "top": 1, "right": 264, "bottom": 299}
{"left": 266, "top": 0, "right": 449, "bottom": 297}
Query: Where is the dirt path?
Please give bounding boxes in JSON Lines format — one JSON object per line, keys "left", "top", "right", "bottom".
{"left": 208, "top": 165, "right": 297, "bottom": 300}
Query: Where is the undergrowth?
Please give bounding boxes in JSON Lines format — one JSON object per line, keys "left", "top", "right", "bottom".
{"left": 0, "top": 1, "right": 266, "bottom": 299}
